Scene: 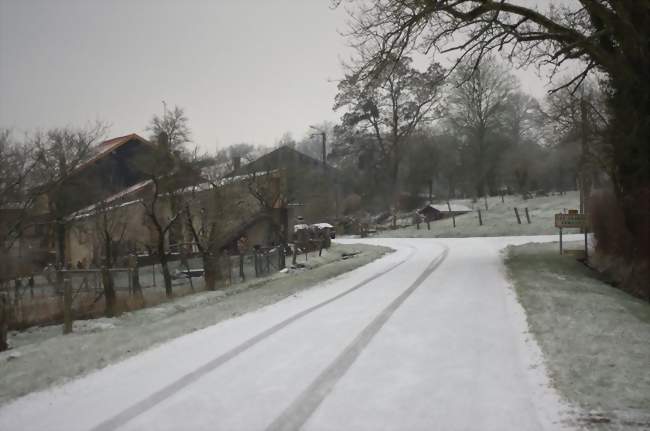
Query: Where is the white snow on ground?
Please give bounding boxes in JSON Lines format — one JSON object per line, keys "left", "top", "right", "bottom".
{"left": 0, "top": 244, "right": 390, "bottom": 405}
{"left": 0, "top": 236, "right": 582, "bottom": 431}
{"left": 380, "top": 191, "right": 581, "bottom": 238}
{"left": 505, "top": 242, "right": 650, "bottom": 430}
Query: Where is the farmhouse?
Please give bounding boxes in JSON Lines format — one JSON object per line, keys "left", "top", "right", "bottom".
{"left": 226, "top": 145, "right": 341, "bottom": 236}
{"left": 2, "top": 133, "right": 288, "bottom": 276}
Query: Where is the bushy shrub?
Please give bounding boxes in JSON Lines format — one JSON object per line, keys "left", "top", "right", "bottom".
{"left": 589, "top": 188, "right": 650, "bottom": 300}
{"left": 588, "top": 190, "right": 631, "bottom": 258}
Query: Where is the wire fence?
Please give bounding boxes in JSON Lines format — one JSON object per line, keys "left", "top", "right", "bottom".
{"left": 0, "top": 247, "right": 288, "bottom": 330}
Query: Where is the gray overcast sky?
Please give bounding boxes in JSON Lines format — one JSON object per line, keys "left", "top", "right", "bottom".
{"left": 1, "top": 0, "right": 548, "bottom": 153}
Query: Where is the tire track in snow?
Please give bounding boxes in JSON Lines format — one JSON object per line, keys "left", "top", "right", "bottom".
{"left": 265, "top": 244, "right": 450, "bottom": 431}
{"left": 90, "top": 245, "right": 417, "bottom": 431}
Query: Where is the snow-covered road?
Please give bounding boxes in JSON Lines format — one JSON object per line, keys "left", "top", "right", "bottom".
{"left": 0, "top": 236, "right": 578, "bottom": 431}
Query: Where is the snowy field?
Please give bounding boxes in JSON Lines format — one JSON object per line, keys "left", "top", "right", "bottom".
{"left": 379, "top": 191, "right": 581, "bottom": 238}
{"left": 0, "top": 243, "right": 391, "bottom": 405}
{"left": 0, "top": 236, "right": 586, "bottom": 431}
{"left": 505, "top": 243, "right": 650, "bottom": 430}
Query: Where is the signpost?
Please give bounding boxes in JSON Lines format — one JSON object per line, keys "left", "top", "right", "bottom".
{"left": 554, "top": 212, "right": 589, "bottom": 258}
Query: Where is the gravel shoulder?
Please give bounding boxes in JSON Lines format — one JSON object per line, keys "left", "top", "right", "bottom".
{"left": 504, "top": 242, "right": 650, "bottom": 430}
{"left": 0, "top": 243, "right": 392, "bottom": 405}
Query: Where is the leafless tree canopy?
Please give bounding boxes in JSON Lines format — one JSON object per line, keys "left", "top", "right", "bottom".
{"left": 337, "top": 1, "right": 646, "bottom": 90}
{"left": 147, "top": 105, "right": 192, "bottom": 151}
{"left": 334, "top": 54, "right": 445, "bottom": 197}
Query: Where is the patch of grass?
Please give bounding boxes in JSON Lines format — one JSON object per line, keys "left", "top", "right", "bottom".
{"left": 504, "top": 242, "right": 650, "bottom": 430}
{"left": 379, "top": 191, "right": 581, "bottom": 238}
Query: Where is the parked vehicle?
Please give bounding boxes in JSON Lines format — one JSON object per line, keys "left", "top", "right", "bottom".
{"left": 311, "top": 222, "right": 335, "bottom": 239}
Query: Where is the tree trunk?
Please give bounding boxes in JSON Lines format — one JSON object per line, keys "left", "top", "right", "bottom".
{"left": 63, "top": 279, "right": 73, "bottom": 334}
{"left": 203, "top": 253, "right": 222, "bottom": 291}
{"left": 161, "top": 260, "right": 172, "bottom": 298}
{"left": 129, "top": 255, "right": 142, "bottom": 298}
{"left": 55, "top": 220, "right": 66, "bottom": 268}
{"left": 389, "top": 158, "right": 400, "bottom": 210}
{"left": 155, "top": 237, "right": 173, "bottom": 298}
{"left": 0, "top": 293, "right": 8, "bottom": 351}
{"left": 102, "top": 267, "right": 116, "bottom": 317}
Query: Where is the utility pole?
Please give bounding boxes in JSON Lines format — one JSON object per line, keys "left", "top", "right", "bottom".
{"left": 309, "top": 125, "right": 327, "bottom": 165}
{"left": 310, "top": 125, "right": 336, "bottom": 220}
{"left": 320, "top": 132, "right": 326, "bottom": 165}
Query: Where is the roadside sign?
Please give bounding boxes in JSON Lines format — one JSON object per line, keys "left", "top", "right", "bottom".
{"left": 555, "top": 213, "right": 587, "bottom": 229}
{"left": 555, "top": 212, "right": 589, "bottom": 258}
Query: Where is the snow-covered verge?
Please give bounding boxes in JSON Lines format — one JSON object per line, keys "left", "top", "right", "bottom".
{"left": 378, "top": 191, "right": 581, "bottom": 238}
{"left": 504, "top": 242, "right": 650, "bottom": 430}
{"left": 0, "top": 243, "right": 392, "bottom": 406}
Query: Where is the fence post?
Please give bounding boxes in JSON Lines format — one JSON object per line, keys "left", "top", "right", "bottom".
{"left": 514, "top": 207, "right": 522, "bottom": 224}
{"left": 63, "top": 278, "right": 73, "bottom": 334}
{"left": 525, "top": 207, "right": 531, "bottom": 224}
{"left": 427, "top": 220, "right": 431, "bottom": 230}
{"left": 227, "top": 256, "right": 232, "bottom": 285}
{"left": 254, "top": 252, "right": 259, "bottom": 277}
{"left": 0, "top": 292, "right": 8, "bottom": 351}
{"left": 56, "top": 269, "right": 63, "bottom": 294}
{"left": 279, "top": 246, "right": 286, "bottom": 270}
{"left": 14, "top": 278, "right": 21, "bottom": 307}
{"left": 130, "top": 255, "right": 142, "bottom": 297}
{"left": 266, "top": 252, "right": 271, "bottom": 273}
{"left": 239, "top": 254, "right": 245, "bottom": 281}
{"left": 478, "top": 209, "right": 483, "bottom": 226}
{"left": 447, "top": 202, "right": 456, "bottom": 228}
{"left": 292, "top": 244, "right": 298, "bottom": 266}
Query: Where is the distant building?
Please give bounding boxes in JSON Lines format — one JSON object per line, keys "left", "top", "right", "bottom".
{"left": 226, "top": 145, "right": 341, "bottom": 237}
{"left": 418, "top": 203, "right": 472, "bottom": 221}
{"left": 2, "top": 133, "right": 283, "bottom": 278}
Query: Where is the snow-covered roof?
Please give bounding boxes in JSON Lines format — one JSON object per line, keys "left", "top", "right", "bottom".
{"left": 65, "top": 180, "right": 152, "bottom": 221}
{"left": 311, "top": 223, "right": 333, "bottom": 229}
{"left": 426, "top": 203, "right": 472, "bottom": 212}
{"left": 293, "top": 223, "right": 309, "bottom": 232}
{"left": 75, "top": 134, "right": 153, "bottom": 175}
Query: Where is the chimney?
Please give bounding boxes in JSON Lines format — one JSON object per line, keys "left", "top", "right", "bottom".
{"left": 158, "top": 132, "right": 169, "bottom": 151}
{"left": 232, "top": 156, "right": 241, "bottom": 170}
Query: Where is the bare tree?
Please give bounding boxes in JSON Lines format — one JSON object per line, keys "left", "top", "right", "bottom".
{"left": 183, "top": 178, "right": 236, "bottom": 291}
{"left": 136, "top": 133, "right": 201, "bottom": 298}
{"left": 335, "top": 54, "right": 445, "bottom": 205}
{"left": 446, "top": 57, "right": 516, "bottom": 197}
{"left": 545, "top": 79, "right": 609, "bottom": 211}
{"left": 0, "top": 130, "right": 35, "bottom": 250}
{"left": 504, "top": 92, "right": 542, "bottom": 148}
{"left": 213, "top": 142, "right": 261, "bottom": 176}
{"left": 72, "top": 194, "right": 130, "bottom": 316}
{"left": 30, "top": 122, "right": 108, "bottom": 269}
{"left": 147, "top": 105, "right": 191, "bottom": 152}
{"left": 245, "top": 170, "right": 284, "bottom": 240}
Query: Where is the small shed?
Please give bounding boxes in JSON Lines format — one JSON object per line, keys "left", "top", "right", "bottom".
{"left": 418, "top": 203, "right": 472, "bottom": 221}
